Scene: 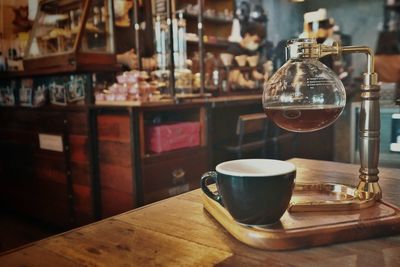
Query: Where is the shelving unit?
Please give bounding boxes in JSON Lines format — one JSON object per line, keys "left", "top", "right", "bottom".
{"left": 182, "top": 13, "right": 232, "bottom": 24}
{"left": 0, "top": 105, "right": 95, "bottom": 227}
{"left": 23, "top": 0, "right": 116, "bottom": 72}
{"left": 217, "top": 65, "right": 264, "bottom": 95}
{"left": 186, "top": 39, "right": 231, "bottom": 48}
{"left": 173, "top": 0, "right": 235, "bottom": 95}
{"left": 137, "top": 104, "right": 209, "bottom": 204}
{"left": 0, "top": 0, "right": 125, "bottom": 226}
{"left": 0, "top": 0, "right": 270, "bottom": 229}
{"left": 149, "top": 0, "right": 261, "bottom": 96}
{"left": 174, "top": 0, "right": 234, "bottom": 42}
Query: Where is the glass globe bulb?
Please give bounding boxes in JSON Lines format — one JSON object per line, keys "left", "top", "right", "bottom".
{"left": 263, "top": 56, "right": 346, "bottom": 132}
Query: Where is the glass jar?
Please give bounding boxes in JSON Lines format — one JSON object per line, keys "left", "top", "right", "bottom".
{"left": 262, "top": 39, "right": 346, "bottom": 132}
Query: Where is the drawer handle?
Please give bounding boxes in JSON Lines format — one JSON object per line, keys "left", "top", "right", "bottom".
{"left": 172, "top": 168, "right": 186, "bottom": 185}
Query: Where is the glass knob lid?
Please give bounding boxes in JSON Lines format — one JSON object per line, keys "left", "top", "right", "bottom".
{"left": 262, "top": 56, "right": 346, "bottom": 133}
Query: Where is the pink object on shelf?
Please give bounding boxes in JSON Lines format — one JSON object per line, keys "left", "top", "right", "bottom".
{"left": 146, "top": 122, "right": 201, "bottom": 153}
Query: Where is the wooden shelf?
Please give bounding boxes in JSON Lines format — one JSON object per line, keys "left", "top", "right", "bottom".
{"left": 143, "top": 145, "right": 206, "bottom": 162}
{"left": 0, "top": 64, "right": 121, "bottom": 79}
{"left": 228, "top": 89, "right": 263, "bottom": 96}
{"left": 0, "top": 104, "right": 88, "bottom": 111}
{"left": 187, "top": 39, "right": 231, "bottom": 48}
{"left": 219, "top": 66, "right": 259, "bottom": 71}
{"left": 183, "top": 13, "right": 233, "bottom": 24}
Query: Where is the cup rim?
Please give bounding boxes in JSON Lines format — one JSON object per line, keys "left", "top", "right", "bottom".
{"left": 216, "top": 159, "right": 296, "bottom": 177}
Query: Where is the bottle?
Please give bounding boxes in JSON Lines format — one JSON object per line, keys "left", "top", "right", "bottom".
{"left": 177, "top": 12, "right": 187, "bottom": 69}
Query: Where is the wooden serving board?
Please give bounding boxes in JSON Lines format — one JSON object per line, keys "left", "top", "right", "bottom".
{"left": 202, "top": 191, "right": 400, "bottom": 250}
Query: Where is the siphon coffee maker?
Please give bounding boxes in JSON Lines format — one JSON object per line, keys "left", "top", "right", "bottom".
{"left": 263, "top": 38, "right": 382, "bottom": 212}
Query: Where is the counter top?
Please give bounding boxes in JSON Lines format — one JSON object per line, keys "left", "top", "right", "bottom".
{"left": 1, "top": 158, "right": 400, "bottom": 266}
{"left": 94, "top": 94, "right": 262, "bottom": 109}
{"left": 0, "top": 94, "right": 261, "bottom": 113}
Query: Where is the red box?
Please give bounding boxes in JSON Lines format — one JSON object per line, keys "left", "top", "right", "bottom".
{"left": 146, "top": 122, "right": 200, "bottom": 153}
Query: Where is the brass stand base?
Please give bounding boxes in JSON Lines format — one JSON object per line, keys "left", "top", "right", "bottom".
{"left": 356, "top": 181, "right": 382, "bottom": 200}
{"left": 288, "top": 183, "right": 376, "bottom": 212}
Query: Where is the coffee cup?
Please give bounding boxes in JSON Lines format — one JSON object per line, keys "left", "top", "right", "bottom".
{"left": 201, "top": 159, "right": 296, "bottom": 226}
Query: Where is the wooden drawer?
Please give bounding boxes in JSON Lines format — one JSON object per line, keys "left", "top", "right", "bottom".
{"left": 142, "top": 148, "right": 208, "bottom": 204}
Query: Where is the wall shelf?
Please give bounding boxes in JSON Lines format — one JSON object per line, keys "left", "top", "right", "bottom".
{"left": 187, "top": 39, "right": 231, "bottom": 48}
{"left": 183, "top": 13, "right": 232, "bottom": 24}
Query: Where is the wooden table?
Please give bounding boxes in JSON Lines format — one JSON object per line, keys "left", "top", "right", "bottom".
{"left": 1, "top": 158, "right": 400, "bottom": 266}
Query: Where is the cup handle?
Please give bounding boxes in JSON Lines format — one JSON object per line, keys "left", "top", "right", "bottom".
{"left": 201, "top": 171, "right": 223, "bottom": 205}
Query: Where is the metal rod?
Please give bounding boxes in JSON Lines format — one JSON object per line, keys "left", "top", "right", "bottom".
{"left": 198, "top": 0, "right": 205, "bottom": 95}
{"left": 167, "top": 0, "right": 176, "bottom": 97}
{"left": 133, "top": 0, "right": 142, "bottom": 70}
{"left": 339, "top": 45, "right": 381, "bottom": 200}
{"left": 341, "top": 46, "right": 374, "bottom": 74}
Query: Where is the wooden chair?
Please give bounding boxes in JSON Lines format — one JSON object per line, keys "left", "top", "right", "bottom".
{"left": 222, "top": 113, "right": 297, "bottom": 159}
{"left": 223, "top": 113, "right": 269, "bottom": 159}
{"left": 267, "top": 124, "right": 297, "bottom": 160}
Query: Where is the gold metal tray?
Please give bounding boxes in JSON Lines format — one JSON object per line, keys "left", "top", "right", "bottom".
{"left": 289, "top": 183, "right": 376, "bottom": 212}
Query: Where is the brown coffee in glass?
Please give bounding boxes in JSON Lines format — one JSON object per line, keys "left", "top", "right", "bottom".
{"left": 262, "top": 39, "right": 346, "bottom": 132}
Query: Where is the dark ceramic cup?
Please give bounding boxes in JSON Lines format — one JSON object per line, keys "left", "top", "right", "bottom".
{"left": 201, "top": 159, "right": 296, "bottom": 226}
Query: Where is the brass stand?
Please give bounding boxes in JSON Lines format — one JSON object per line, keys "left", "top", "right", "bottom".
{"left": 288, "top": 183, "right": 376, "bottom": 212}
{"left": 287, "top": 39, "right": 381, "bottom": 212}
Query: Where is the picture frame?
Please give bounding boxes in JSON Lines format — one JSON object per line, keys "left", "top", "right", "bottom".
{"left": 66, "top": 75, "right": 85, "bottom": 102}
{"left": 0, "top": 80, "right": 16, "bottom": 106}
{"left": 49, "top": 80, "right": 67, "bottom": 105}
{"left": 33, "top": 84, "right": 47, "bottom": 107}
{"left": 19, "top": 79, "right": 33, "bottom": 106}
{"left": 32, "top": 77, "right": 49, "bottom": 107}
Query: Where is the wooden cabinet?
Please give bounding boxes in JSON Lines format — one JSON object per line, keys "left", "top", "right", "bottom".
{"left": 0, "top": 107, "right": 93, "bottom": 228}
{"left": 97, "top": 113, "right": 137, "bottom": 218}
{"left": 24, "top": 0, "right": 116, "bottom": 72}
{"left": 138, "top": 105, "right": 209, "bottom": 204}
{"left": 142, "top": 147, "right": 208, "bottom": 204}
{"left": 0, "top": 94, "right": 270, "bottom": 227}
{"left": 175, "top": 0, "right": 234, "bottom": 56}
{"left": 94, "top": 104, "right": 209, "bottom": 215}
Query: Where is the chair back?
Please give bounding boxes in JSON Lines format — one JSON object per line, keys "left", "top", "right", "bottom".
{"left": 236, "top": 113, "right": 267, "bottom": 145}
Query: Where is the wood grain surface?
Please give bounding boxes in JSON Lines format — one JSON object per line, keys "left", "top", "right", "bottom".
{"left": 202, "top": 189, "right": 400, "bottom": 250}
{"left": 1, "top": 158, "right": 400, "bottom": 266}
